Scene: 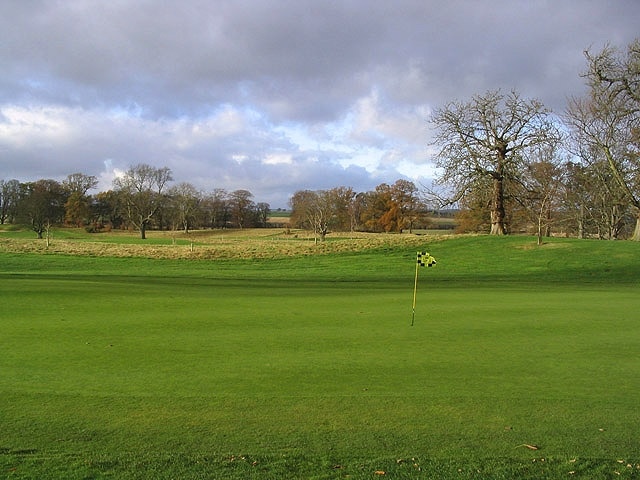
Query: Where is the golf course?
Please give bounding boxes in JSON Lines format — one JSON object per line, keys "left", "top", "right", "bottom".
{"left": 1, "top": 229, "right": 639, "bottom": 479}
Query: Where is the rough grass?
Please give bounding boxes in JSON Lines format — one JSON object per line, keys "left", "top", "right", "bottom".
{"left": 0, "top": 227, "right": 436, "bottom": 259}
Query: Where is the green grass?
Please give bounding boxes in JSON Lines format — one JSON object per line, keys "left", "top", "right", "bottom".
{"left": 1, "top": 235, "right": 639, "bottom": 478}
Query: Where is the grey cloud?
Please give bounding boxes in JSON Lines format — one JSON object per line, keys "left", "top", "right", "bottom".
{"left": 4, "top": 0, "right": 638, "bottom": 116}
{"left": 1, "top": 0, "right": 639, "bottom": 208}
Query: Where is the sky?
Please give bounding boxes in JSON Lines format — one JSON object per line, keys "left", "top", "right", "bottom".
{"left": 1, "top": 1, "right": 639, "bottom": 208}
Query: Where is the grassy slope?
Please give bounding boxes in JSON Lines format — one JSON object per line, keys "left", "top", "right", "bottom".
{"left": 1, "top": 235, "right": 639, "bottom": 479}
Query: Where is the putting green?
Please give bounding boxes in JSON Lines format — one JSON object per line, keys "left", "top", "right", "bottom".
{"left": 1, "top": 235, "right": 639, "bottom": 478}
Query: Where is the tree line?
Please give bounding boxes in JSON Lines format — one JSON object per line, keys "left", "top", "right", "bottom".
{"left": 0, "top": 166, "right": 273, "bottom": 239}
{"left": 429, "top": 39, "right": 640, "bottom": 242}
{"left": 289, "top": 40, "right": 640, "bottom": 241}
{"left": 1, "top": 40, "right": 638, "bottom": 241}
{"left": 0, "top": 165, "right": 435, "bottom": 240}
{"left": 288, "top": 39, "right": 640, "bottom": 242}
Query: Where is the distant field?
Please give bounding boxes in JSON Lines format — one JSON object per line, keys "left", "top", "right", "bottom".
{"left": 1, "top": 232, "right": 639, "bottom": 479}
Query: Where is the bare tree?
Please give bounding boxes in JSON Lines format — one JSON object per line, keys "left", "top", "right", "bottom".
{"left": 255, "top": 202, "right": 271, "bottom": 227}
{"left": 228, "top": 189, "right": 254, "bottom": 229}
{"left": 289, "top": 190, "right": 330, "bottom": 242}
{"left": 561, "top": 161, "right": 596, "bottom": 239}
{"left": 62, "top": 173, "right": 98, "bottom": 196}
{"left": 430, "top": 89, "right": 560, "bottom": 235}
{"left": 325, "top": 186, "right": 356, "bottom": 232}
{"left": 289, "top": 188, "right": 351, "bottom": 241}
{"left": 167, "top": 182, "right": 201, "bottom": 233}
{"left": 113, "top": 164, "right": 173, "bottom": 239}
{"left": 518, "top": 145, "right": 565, "bottom": 244}
{"left": 0, "top": 179, "right": 21, "bottom": 224}
{"left": 567, "top": 40, "right": 640, "bottom": 240}
{"left": 18, "top": 179, "right": 66, "bottom": 238}
{"left": 202, "top": 189, "right": 229, "bottom": 229}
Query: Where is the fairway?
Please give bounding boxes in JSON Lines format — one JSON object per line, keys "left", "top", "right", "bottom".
{"left": 1, "top": 235, "right": 639, "bottom": 479}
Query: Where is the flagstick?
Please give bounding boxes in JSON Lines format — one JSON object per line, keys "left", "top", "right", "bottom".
{"left": 411, "top": 257, "right": 420, "bottom": 326}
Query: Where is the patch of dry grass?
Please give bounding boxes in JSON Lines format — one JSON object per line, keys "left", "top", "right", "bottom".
{"left": 0, "top": 229, "right": 445, "bottom": 260}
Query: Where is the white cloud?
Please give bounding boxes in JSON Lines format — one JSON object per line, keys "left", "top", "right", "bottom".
{"left": 263, "top": 153, "right": 293, "bottom": 165}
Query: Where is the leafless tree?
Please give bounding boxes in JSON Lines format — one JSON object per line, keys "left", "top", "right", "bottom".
{"left": 167, "top": 182, "right": 201, "bottom": 233}
{"left": 113, "top": 164, "right": 173, "bottom": 239}
{"left": 0, "top": 179, "right": 21, "bottom": 224}
{"left": 566, "top": 40, "right": 640, "bottom": 240}
{"left": 430, "top": 89, "right": 560, "bottom": 235}
{"left": 228, "top": 189, "right": 254, "bottom": 229}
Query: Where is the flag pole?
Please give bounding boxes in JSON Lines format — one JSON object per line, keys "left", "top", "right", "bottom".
{"left": 412, "top": 252, "right": 436, "bottom": 326}
{"left": 411, "top": 255, "right": 420, "bottom": 326}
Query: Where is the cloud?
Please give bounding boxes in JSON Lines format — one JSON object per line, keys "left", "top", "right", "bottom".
{"left": 1, "top": 0, "right": 639, "bottom": 207}
{"left": 0, "top": 102, "right": 385, "bottom": 206}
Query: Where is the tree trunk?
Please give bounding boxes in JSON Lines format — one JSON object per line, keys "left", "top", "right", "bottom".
{"left": 140, "top": 222, "right": 147, "bottom": 240}
{"left": 544, "top": 205, "right": 552, "bottom": 237}
{"left": 631, "top": 211, "right": 640, "bottom": 241}
{"left": 577, "top": 204, "right": 585, "bottom": 239}
{"left": 537, "top": 211, "right": 543, "bottom": 245}
{"left": 490, "top": 176, "right": 507, "bottom": 235}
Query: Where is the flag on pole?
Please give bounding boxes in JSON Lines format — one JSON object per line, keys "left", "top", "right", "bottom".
{"left": 412, "top": 251, "right": 436, "bottom": 326}
{"left": 417, "top": 251, "right": 437, "bottom": 267}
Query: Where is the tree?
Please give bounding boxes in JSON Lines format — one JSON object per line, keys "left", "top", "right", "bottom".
{"left": 430, "top": 89, "right": 560, "bottom": 235}
{"left": 254, "top": 202, "right": 271, "bottom": 227}
{"left": 390, "top": 179, "right": 421, "bottom": 233}
{"left": 0, "top": 179, "right": 21, "bottom": 224}
{"left": 113, "top": 164, "right": 173, "bottom": 239}
{"left": 64, "top": 191, "right": 91, "bottom": 227}
{"left": 290, "top": 187, "right": 356, "bottom": 239}
{"left": 92, "top": 190, "right": 124, "bottom": 230}
{"left": 228, "top": 189, "right": 254, "bottom": 229}
{"left": 167, "top": 182, "right": 201, "bottom": 233}
{"left": 61, "top": 173, "right": 98, "bottom": 227}
{"left": 566, "top": 40, "right": 640, "bottom": 240}
{"left": 18, "top": 179, "right": 66, "bottom": 238}
{"left": 358, "top": 184, "right": 395, "bottom": 233}
{"left": 202, "top": 189, "right": 229, "bottom": 228}
{"left": 518, "top": 146, "right": 564, "bottom": 244}
{"left": 452, "top": 179, "right": 492, "bottom": 233}
{"left": 360, "top": 182, "right": 420, "bottom": 233}
{"left": 62, "top": 173, "right": 98, "bottom": 196}
{"left": 332, "top": 187, "right": 357, "bottom": 231}
{"left": 289, "top": 190, "right": 328, "bottom": 241}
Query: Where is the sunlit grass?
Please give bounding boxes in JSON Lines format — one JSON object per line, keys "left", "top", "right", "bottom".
{"left": 1, "top": 234, "right": 639, "bottom": 478}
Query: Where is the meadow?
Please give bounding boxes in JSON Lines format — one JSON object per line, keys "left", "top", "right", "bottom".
{"left": 1, "top": 229, "right": 639, "bottom": 479}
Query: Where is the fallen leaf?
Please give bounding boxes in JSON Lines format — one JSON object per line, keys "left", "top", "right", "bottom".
{"left": 516, "top": 444, "right": 540, "bottom": 450}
